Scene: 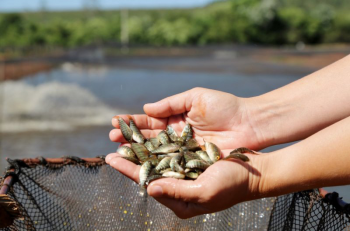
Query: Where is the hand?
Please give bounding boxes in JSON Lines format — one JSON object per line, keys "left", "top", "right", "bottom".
{"left": 109, "top": 87, "right": 265, "bottom": 151}
{"left": 107, "top": 87, "right": 265, "bottom": 218}
{"left": 106, "top": 152, "right": 262, "bottom": 218}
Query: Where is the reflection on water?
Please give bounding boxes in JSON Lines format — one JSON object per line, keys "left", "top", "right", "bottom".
{"left": 1, "top": 63, "right": 349, "bottom": 201}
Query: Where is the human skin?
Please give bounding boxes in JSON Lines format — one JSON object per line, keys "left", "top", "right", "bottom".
{"left": 107, "top": 55, "right": 350, "bottom": 218}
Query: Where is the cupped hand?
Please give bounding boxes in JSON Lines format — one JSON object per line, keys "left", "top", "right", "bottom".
{"left": 106, "top": 151, "right": 262, "bottom": 219}
{"left": 109, "top": 87, "right": 263, "bottom": 150}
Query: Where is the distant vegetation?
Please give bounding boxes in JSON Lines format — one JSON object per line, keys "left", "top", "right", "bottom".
{"left": 0, "top": 0, "right": 350, "bottom": 49}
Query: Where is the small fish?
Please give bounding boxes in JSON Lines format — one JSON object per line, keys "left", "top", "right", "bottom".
{"left": 118, "top": 117, "right": 133, "bottom": 143}
{"left": 230, "top": 147, "right": 257, "bottom": 155}
{"left": 181, "top": 123, "right": 193, "bottom": 141}
{"left": 144, "top": 140, "right": 156, "bottom": 152}
{"left": 151, "top": 143, "right": 181, "bottom": 154}
{"left": 170, "top": 153, "right": 184, "bottom": 173}
{"left": 185, "top": 172, "right": 200, "bottom": 179}
{"left": 162, "top": 171, "right": 185, "bottom": 179}
{"left": 121, "top": 156, "right": 140, "bottom": 165}
{"left": 117, "top": 146, "right": 136, "bottom": 158}
{"left": 196, "top": 150, "right": 213, "bottom": 164}
{"left": 166, "top": 125, "right": 179, "bottom": 142}
{"left": 185, "top": 138, "right": 201, "bottom": 151}
{"left": 157, "top": 130, "right": 170, "bottom": 145}
{"left": 139, "top": 161, "right": 153, "bottom": 187}
{"left": 129, "top": 117, "right": 145, "bottom": 144}
{"left": 149, "top": 138, "right": 160, "bottom": 148}
{"left": 155, "top": 156, "right": 172, "bottom": 172}
{"left": 158, "top": 168, "right": 172, "bottom": 174}
{"left": 131, "top": 143, "right": 150, "bottom": 163}
{"left": 185, "top": 159, "right": 210, "bottom": 170}
{"left": 223, "top": 153, "right": 250, "bottom": 162}
{"left": 145, "top": 175, "right": 164, "bottom": 185}
{"left": 184, "top": 151, "right": 201, "bottom": 163}
{"left": 145, "top": 156, "right": 160, "bottom": 166}
{"left": 204, "top": 140, "right": 221, "bottom": 163}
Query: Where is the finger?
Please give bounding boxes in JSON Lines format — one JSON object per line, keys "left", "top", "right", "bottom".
{"left": 111, "top": 115, "right": 167, "bottom": 130}
{"left": 152, "top": 197, "right": 207, "bottom": 219}
{"left": 107, "top": 154, "right": 140, "bottom": 183}
{"left": 147, "top": 178, "right": 203, "bottom": 203}
{"left": 144, "top": 89, "right": 196, "bottom": 117}
{"left": 109, "top": 129, "right": 165, "bottom": 142}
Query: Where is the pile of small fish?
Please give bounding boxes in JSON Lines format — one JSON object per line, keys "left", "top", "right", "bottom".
{"left": 116, "top": 116, "right": 255, "bottom": 187}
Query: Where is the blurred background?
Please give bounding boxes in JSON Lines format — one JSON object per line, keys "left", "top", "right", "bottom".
{"left": 0, "top": 0, "right": 349, "bottom": 200}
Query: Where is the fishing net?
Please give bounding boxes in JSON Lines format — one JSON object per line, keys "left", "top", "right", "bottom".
{"left": 0, "top": 157, "right": 349, "bottom": 231}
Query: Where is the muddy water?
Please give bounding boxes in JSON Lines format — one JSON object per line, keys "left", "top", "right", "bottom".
{"left": 1, "top": 63, "right": 349, "bottom": 201}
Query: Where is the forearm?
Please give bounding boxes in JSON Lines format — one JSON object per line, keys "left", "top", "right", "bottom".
{"left": 245, "top": 54, "right": 350, "bottom": 148}
{"left": 258, "top": 115, "right": 350, "bottom": 198}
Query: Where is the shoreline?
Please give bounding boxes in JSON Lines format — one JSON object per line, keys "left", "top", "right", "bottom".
{"left": 1, "top": 44, "right": 349, "bottom": 80}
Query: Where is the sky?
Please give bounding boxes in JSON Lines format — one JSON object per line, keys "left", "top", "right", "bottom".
{"left": 0, "top": 0, "right": 215, "bottom": 12}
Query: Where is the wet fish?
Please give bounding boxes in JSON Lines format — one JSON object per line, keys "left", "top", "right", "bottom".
{"left": 145, "top": 175, "right": 164, "bottom": 185}
{"left": 181, "top": 123, "right": 193, "bottom": 141}
{"left": 170, "top": 153, "right": 184, "bottom": 173}
{"left": 129, "top": 117, "right": 145, "bottom": 144}
{"left": 155, "top": 156, "right": 172, "bottom": 172}
{"left": 223, "top": 153, "right": 250, "bottom": 162}
{"left": 131, "top": 143, "right": 150, "bottom": 163}
{"left": 157, "top": 130, "right": 170, "bottom": 145}
{"left": 230, "top": 147, "right": 257, "bottom": 155}
{"left": 204, "top": 140, "right": 221, "bottom": 163}
{"left": 162, "top": 171, "right": 185, "bottom": 179}
{"left": 166, "top": 125, "right": 179, "bottom": 142}
{"left": 149, "top": 138, "right": 160, "bottom": 148}
{"left": 118, "top": 117, "right": 133, "bottom": 143}
{"left": 139, "top": 161, "right": 153, "bottom": 187}
{"left": 151, "top": 143, "right": 181, "bottom": 154}
{"left": 144, "top": 140, "right": 156, "bottom": 152}
{"left": 185, "top": 138, "right": 201, "bottom": 151}
{"left": 185, "top": 159, "right": 210, "bottom": 170}
{"left": 117, "top": 146, "right": 136, "bottom": 158}
{"left": 185, "top": 172, "right": 200, "bottom": 179}
{"left": 196, "top": 150, "right": 212, "bottom": 164}
{"left": 121, "top": 156, "right": 140, "bottom": 165}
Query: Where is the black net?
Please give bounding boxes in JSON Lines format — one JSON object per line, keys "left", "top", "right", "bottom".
{"left": 0, "top": 158, "right": 349, "bottom": 231}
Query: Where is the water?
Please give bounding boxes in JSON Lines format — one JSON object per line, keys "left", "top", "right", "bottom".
{"left": 0, "top": 62, "right": 349, "bottom": 201}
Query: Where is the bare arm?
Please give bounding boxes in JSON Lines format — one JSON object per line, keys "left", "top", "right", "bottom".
{"left": 258, "top": 115, "right": 350, "bottom": 198}
{"left": 247, "top": 54, "right": 350, "bottom": 148}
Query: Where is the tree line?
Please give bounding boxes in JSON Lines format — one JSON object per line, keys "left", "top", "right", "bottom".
{"left": 0, "top": 0, "right": 349, "bottom": 49}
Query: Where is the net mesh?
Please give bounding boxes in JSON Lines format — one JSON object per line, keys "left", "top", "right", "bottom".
{"left": 0, "top": 157, "right": 349, "bottom": 231}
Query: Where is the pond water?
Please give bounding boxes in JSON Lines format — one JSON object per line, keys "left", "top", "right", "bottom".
{"left": 1, "top": 62, "right": 349, "bottom": 201}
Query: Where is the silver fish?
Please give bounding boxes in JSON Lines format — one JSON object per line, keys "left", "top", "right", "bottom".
{"left": 185, "top": 159, "right": 210, "bottom": 170}
{"left": 204, "top": 140, "right": 221, "bottom": 163}
{"left": 196, "top": 150, "right": 213, "bottom": 164}
{"left": 162, "top": 171, "right": 185, "bottom": 179}
{"left": 157, "top": 130, "right": 170, "bottom": 145}
{"left": 181, "top": 123, "right": 192, "bottom": 142}
{"left": 129, "top": 117, "right": 145, "bottom": 144}
{"left": 139, "top": 161, "right": 153, "bottom": 187}
{"left": 117, "top": 146, "right": 136, "bottom": 158}
{"left": 166, "top": 125, "right": 179, "bottom": 142}
{"left": 131, "top": 143, "right": 150, "bottom": 163}
{"left": 118, "top": 117, "right": 133, "bottom": 143}
{"left": 170, "top": 153, "right": 184, "bottom": 173}
{"left": 151, "top": 143, "right": 181, "bottom": 154}
{"left": 155, "top": 156, "right": 172, "bottom": 172}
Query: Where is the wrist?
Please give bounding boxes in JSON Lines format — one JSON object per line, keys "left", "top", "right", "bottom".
{"left": 242, "top": 96, "right": 285, "bottom": 149}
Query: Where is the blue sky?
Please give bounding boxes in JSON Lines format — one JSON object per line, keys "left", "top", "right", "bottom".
{"left": 0, "top": 0, "right": 215, "bottom": 12}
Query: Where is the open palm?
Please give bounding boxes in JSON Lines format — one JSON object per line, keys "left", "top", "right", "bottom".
{"left": 109, "top": 87, "right": 262, "bottom": 151}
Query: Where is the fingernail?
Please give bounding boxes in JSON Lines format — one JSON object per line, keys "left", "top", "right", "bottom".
{"left": 149, "top": 185, "right": 163, "bottom": 197}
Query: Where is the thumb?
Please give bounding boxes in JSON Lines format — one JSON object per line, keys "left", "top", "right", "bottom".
{"left": 147, "top": 178, "right": 202, "bottom": 202}
{"left": 144, "top": 89, "right": 196, "bottom": 118}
